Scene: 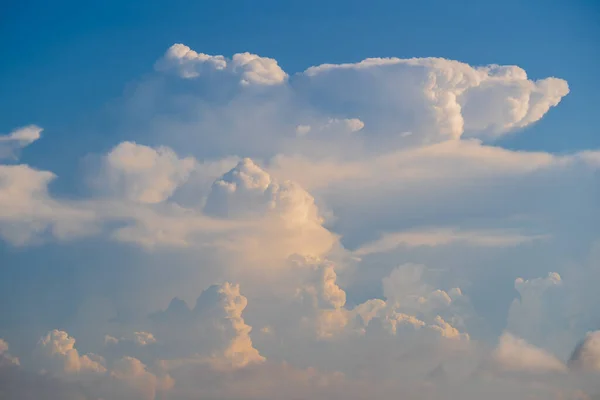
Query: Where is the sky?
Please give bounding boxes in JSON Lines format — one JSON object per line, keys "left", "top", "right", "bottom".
{"left": 0, "top": 1, "right": 599, "bottom": 399}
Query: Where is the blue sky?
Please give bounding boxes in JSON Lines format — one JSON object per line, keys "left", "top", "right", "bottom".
{"left": 0, "top": 1, "right": 599, "bottom": 399}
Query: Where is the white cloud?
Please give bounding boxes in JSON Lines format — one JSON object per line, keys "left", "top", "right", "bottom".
{"left": 381, "top": 264, "right": 463, "bottom": 317}
{"left": 31, "top": 329, "right": 173, "bottom": 399}
{"left": 295, "top": 124, "right": 312, "bottom": 135}
{"left": 100, "top": 141, "right": 196, "bottom": 204}
{"left": 151, "top": 282, "right": 265, "bottom": 370}
{"left": 106, "top": 356, "right": 173, "bottom": 400}
{"left": 35, "top": 330, "right": 107, "bottom": 377}
{"left": 1, "top": 43, "right": 599, "bottom": 399}
{"left": 202, "top": 158, "right": 337, "bottom": 263}
{"left": 355, "top": 228, "right": 549, "bottom": 255}
{"left": 284, "top": 257, "right": 469, "bottom": 344}
{"left": 491, "top": 332, "right": 566, "bottom": 373}
{"left": 507, "top": 272, "right": 563, "bottom": 344}
{"left": 0, "top": 164, "right": 96, "bottom": 245}
{"left": 154, "top": 43, "right": 226, "bottom": 78}
{"left": 204, "top": 157, "right": 325, "bottom": 226}
{"left": 301, "top": 57, "right": 569, "bottom": 140}
{"left": 231, "top": 52, "right": 288, "bottom": 86}
{"left": 0, "top": 125, "right": 42, "bottom": 159}
{"left": 155, "top": 44, "right": 287, "bottom": 86}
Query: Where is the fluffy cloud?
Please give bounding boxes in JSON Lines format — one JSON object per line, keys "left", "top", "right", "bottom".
{"left": 0, "top": 42, "right": 598, "bottom": 399}
{"left": 300, "top": 58, "right": 569, "bottom": 141}
{"left": 491, "top": 332, "right": 567, "bottom": 373}
{"left": 154, "top": 43, "right": 227, "bottom": 78}
{"left": 204, "top": 158, "right": 320, "bottom": 223}
{"left": 105, "top": 331, "right": 157, "bottom": 347}
{"left": 155, "top": 44, "right": 287, "bottom": 85}
{"left": 26, "top": 330, "right": 174, "bottom": 399}
{"left": 35, "top": 330, "right": 107, "bottom": 378}
{"left": 99, "top": 141, "right": 196, "bottom": 204}
{"left": 105, "top": 356, "right": 173, "bottom": 400}
{"left": 203, "top": 158, "right": 337, "bottom": 263}
{"left": 278, "top": 257, "right": 470, "bottom": 347}
{"left": 354, "top": 228, "right": 549, "bottom": 255}
{"left": 295, "top": 118, "right": 365, "bottom": 136}
{"left": 507, "top": 272, "right": 564, "bottom": 345}
{"left": 0, "top": 165, "right": 96, "bottom": 245}
{"left": 151, "top": 282, "right": 265, "bottom": 369}
{"left": 231, "top": 52, "right": 288, "bottom": 86}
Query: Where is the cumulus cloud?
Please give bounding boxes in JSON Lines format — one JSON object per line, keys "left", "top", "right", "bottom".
{"left": 231, "top": 52, "right": 288, "bottom": 86}
{"left": 204, "top": 158, "right": 319, "bottom": 223}
{"left": 154, "top": 43, "right": 227, "bottom": 78}
{"left": 0, "top": 164, "right": 96, "bottom": 245}
{"left": 155, "top": 44, "right": 287, "bottom": 85}
{"left": 300, "top": 57, "right": 569, "bottom": 140}
{"left": 507, "top": 272, "right": 563, "bottom": 345}
{"left": 491, "top": 332, "right": 567, "bottom": 373}
{"left": 26, "top": 329, "right": 174, "bottom": 399}
{"left": 283, "top": 257, "right": 469, "bottom": 345}
{"left": 105, "top": 356, "right": 173, "bottom": 400}
{"left": 0, "top": 42, "right": 598, "bottom": 399}
{"left": 35, "top": 330, "right": 107, "bottom": 378}
{"left": 381, "top": 264, "right": 465, "bottom": 319}
{"left": 99, "top": 141, "right": 196, "bottom": 204}
{"left": 151, "top": 282, "right": 265, "bottom": 370}
{"left": 203, "top": 158, "right": 337, "bottom": 263}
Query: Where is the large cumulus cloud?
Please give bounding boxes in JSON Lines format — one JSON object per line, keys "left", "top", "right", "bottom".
{"left": 0, "top": 42, "right": 598, "bottom": 399}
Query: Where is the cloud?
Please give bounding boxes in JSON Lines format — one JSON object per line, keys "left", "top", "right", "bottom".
{"left": 491, "top": 332, "right": 567, "bottom": 373}
{"left": 35, "top": 330, "right": 107, "bottom": 378}
{"left": 204, "top": 158, "right": 319, "bottom": 224}
{"left": 279, "top": 257, "right": 470, "bottom": 345}
{"left": 354, "top": 228, "right": 549, "bottom": 255}
{"left": 0, "top": 125, "right": 42, "bottom": 159}
{"left": 300, "top": 58, "right": 568, "bottom": 141}
{"left": 151, "top": 282, "right": 265, "bottom": 370}
{"left": 381, "top": 264, "right": 465, "bottom": 318}
{"left": 0, "top": 164, "right": 96, "bottom": 245}
{"left": 99, "top": 141, "right": 196, "bottom": 204}
{"left": 507, "top": 272, "right": 563, "bottom": 345}
{"left": 0, "top": 42, "right": 598, "bottom": 399}
{"left": 154, "top": 43, "right": 227, "bottom": 78}
{"left": 202, "top": 158, "right": 337, "bottom": 263}
{"left": 569, "top": 331, "right": 600, "bottom": 372}
{"left": 155, "top": 44, "right": 287, "bottom": 86}
{"left": 0, "top": 339, "right": 19, "bottom": 367}
{"left": 105, "top": 356, "right": 173, "bottom": 400}
{"left": 231, "top": 52, "right": 288, "bottom": 86}
{"left": 28, "top": 329, "right": 174, "bottom": 399}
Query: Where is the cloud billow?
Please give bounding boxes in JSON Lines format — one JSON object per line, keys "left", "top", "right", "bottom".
{"left": 0, "top": 43, "right": 598, "bottom": 399}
